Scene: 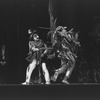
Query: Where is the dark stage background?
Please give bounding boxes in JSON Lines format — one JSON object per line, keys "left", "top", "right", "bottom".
{"left": 0, "top": 0, "right": 100, "bottom": 84}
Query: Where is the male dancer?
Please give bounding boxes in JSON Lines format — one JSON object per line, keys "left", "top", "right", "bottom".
{"left": 51, "top": 26, "right": 80, "bottom": 84}
{"left": 22, "top": 29, "right": 50, "bottom": 85}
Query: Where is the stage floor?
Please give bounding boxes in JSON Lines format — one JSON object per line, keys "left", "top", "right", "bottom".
{"left": 0, "top": 83, "right": 100, "bottom": 86}
{"left": 0, "top": 84, "right": 100, "bottom": 100}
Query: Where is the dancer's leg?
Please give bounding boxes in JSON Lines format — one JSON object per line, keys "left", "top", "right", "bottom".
{"left": 22, "top": 59, "right": 37, "bottom": 84}
{"left": 51, "top": 60, "right": 67, "bottom": 82}
{"left": 42, "top": 63, "right": 50, "bottom": 84}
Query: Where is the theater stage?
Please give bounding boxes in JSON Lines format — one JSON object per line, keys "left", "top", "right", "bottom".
{"left": 0, "top": 84, "right": 100, "bottom": 100}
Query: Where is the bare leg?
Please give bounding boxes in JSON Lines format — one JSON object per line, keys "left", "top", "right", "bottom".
{"left": 42, "top": 63, "right": 50, "bottom": 84}
{"left": 62, "top": 52, "right": 76, "bottom": 84}
{"left": 62, "top": 62, "right": 75, "bottom": 84}
{"left": 51, "top": 60, "right": 68, "bottom": 82}
{"left": 62, "top": 69, "right": 70, "bottom": 84}
{"left": 22, "top": 59, "right": 37, "bottom": 85}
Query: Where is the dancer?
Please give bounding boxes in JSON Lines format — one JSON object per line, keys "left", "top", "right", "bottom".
{"left": 22, "top": 29, "right": 50, "bottom": 85}
{"left": 51, "top": 26, "right": 80, "bottom": 84}
{"left": 0, "top": 45, "right": 6, "bottom": 65}
{"left": 0, "top": 44, "right": 6, "bottom": 84}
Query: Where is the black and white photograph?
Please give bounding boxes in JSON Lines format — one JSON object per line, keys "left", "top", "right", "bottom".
{"left": 0, "top": 0, "right": 100, "bottom": 99}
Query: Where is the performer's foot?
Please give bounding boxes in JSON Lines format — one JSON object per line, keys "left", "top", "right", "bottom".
{"left": 51, "top": 72, "right": 58, "bottom": 82}
{"left": 51, "top": 76, "right": 56, "bottom": 82}
{"left": 45, "top": 81, "right": 51, "bottom": 85}
{"left": 40, "top": 82, "right": 44, "bottom": 84}
{"left": 22, "top": 82, "right": 30, "bottom": 85}
{"left": 62, "top": 79, "right": 69, "bottom": 84}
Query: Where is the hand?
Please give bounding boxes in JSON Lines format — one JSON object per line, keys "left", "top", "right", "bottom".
{"left": 41, "top": 54, "right": 44, "bottom": 57}
{"left": 57, "top": 50, "right": 60, "bottom": 53}
{"left": 32, "top": 48, "right": 39, "bottom": 51}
